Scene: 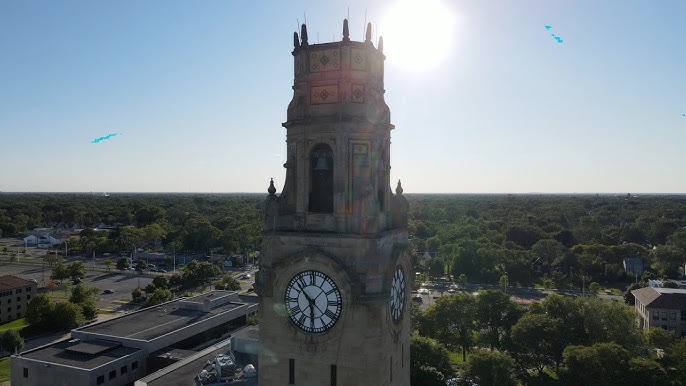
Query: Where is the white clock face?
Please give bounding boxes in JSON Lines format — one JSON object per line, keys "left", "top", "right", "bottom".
{"left": 284, "top": 270, "right": 342, "bottom": 333}
{"left": 390, "top": 265, "right": 406, "bottom": 323}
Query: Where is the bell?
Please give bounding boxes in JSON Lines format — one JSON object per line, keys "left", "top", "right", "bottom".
{"left": 314, "top": 156, "right": 329, "bottom": 172}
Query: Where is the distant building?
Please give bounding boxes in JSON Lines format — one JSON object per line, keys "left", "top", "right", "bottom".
{"left": 0, "top": 275, "right": 36, "bottom": 323}
{"left": 23, "top": 234, "right": 63, "bottom": 248}
{"left": 632, "top": 287, "right": 686, "bottom": 336}
{"left": 623, "top": 257, "right": 644, "bottom": 278}
{"left": 649, "top": 279, "right": 666, "bottom": 288}
{"left": 12, "top": 291, "right": 258, "bottom": 386}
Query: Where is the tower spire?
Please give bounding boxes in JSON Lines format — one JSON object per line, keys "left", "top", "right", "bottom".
{"left": 365, "top": 22, "right": 372, "bottom": 43}
{"left": 293, "top": 31, "right": 300, "bottom": 50}
{"left": 342, "top": 18, "right": 350, "bottom": 42}
{"left": 300, "top": 24, "right": 308, "bottom": 46}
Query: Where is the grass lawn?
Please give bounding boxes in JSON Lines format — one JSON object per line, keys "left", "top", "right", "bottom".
{"left": 449, "top": 351, "right": 469, "bottom": 364}
{"left": 0, "top": 357, "right": 10, "bottom": 382}
{"left": 0, "top": 318, "right": 27, "bottom": 333}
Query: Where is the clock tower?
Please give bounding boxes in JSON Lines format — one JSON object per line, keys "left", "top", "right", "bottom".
{"left": 256, "top": 20, "right": 411, "bottom": 386}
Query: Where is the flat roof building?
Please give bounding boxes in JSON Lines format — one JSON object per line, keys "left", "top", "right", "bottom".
{"left": 12, "top": 290, "right": 258, "bottom": 386}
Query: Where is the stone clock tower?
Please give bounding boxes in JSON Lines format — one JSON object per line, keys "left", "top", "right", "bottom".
{"left": 256, "top": 20, "right": 411, "bottom": 386}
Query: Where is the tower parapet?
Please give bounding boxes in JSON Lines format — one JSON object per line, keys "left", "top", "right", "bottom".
{"left": 266, "top": 20, "right": 400, "bottom": 235}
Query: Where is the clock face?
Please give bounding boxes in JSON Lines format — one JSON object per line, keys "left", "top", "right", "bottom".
{"left": 390, "top": 265, "right": 406, "bottom": 323}
{"left": 284, "top": 270, "right": 342, "bottom": 333}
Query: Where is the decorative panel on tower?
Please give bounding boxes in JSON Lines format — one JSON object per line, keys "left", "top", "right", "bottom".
{"left": 258, "top": 19, "right": 410, "bottom": 386}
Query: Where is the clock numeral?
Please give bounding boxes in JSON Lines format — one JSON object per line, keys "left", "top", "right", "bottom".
{"left": 327, "top": 300, "right": 339, "bottom": 307}
{"left": 325, "top": 308, "right": 337, "bottom": 319}
{"left": 309, "top": 272, "right": 316, "bottom": 285}
{"left": 297, "top": 276, "right": 307, "bottom": 289}
{"left": 298, "top": 314, "right": 306, "bottom": 326}
{"left": 287, "top": 296, "right": 299, "bottom": 303}
{"left": 290, "top": 305, "right": 301, "bottom": 314}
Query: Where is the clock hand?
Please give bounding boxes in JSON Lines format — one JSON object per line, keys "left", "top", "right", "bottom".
{"left": 302, "top": 290, "right": 314, "bottom": 303}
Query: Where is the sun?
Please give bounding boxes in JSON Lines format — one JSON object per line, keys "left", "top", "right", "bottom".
{"left": 379, "top": 0, "right": 456, "bottom": 71}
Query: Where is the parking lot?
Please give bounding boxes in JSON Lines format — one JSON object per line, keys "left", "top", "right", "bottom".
{"left": 0, "top": 262, "right": 153, "bottom": 311}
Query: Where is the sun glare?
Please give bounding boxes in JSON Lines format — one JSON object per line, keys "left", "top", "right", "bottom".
{"left": 379, "top": 0, "right": 456, "bottom": 71}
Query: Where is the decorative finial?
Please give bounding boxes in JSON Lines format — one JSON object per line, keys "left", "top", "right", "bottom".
{"left": 300, "top": 24, "right": 308, "bottom": 46}
{"left": 342, "top": 19, "right": 350, "bottom": 42}
{"left": 293, "top": 32, "right": 300, "bottom": 50}
{"left": 378, "top": 36, "right": 383, "bottom": 52}
{"left": 396, "top": 180, "right": 403, "bottom": 195}
{"left": 365, "top": 22, "right": 372, "bottom": 43}
{"left": 268, "top": 178, "right": 276, "bottom": 196}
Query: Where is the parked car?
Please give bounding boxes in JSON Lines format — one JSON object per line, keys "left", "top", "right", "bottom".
{"left": 103, "top": 289, "right": 114, "bottom": 294}
{"left": 412, "top": 296, "right": 423, "bottom": 303}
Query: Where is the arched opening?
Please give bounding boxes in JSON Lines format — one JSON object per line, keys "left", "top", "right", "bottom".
{"left": 309, "top": 144, "right": 334, "bottom": 213}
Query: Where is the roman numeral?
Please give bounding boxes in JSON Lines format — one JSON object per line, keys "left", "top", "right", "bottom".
{"left": 290, "top": 305, "right": 301, "bottom": 314}
{"left": 325, "top": 309, "right": 337, "bottom": 319}
{"left": 328, "top": 300, "right": 339, "bottom": 307}
{"left": 310, "top": 272, "right": 316, "bottom": 285}
{"left": 297, "top": 276, "right": 307, "bottom": 289}
{"left": 298, "top": 314, "right": 306, "bottom": 325}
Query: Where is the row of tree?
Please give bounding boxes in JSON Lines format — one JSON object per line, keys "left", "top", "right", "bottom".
{"left": 0, "top": 193, "right": 263, "bottom": 256}
{"left": 412, "top": 291, "right": 686, "bottom": 385}
{"left": 4, "top": 193, "right": 686, "bottom": 287}
{"left": 409, "top": 194, "right": 686, "bottom": 287}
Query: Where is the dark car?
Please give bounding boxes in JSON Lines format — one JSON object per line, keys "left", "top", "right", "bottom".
{"left": 103, "top": 289, "right": 114, "bottom": 294}
{"left": 412, "top": 296, "right": 423, "bottom": 303}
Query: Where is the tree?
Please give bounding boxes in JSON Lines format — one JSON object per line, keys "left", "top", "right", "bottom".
{"left": 588, "top": 281, "right": 600, "bottom": 295}
{"left": 410, "top": 300, "right": 424, "bottom": 333}
{"left": 627, "top": 357, "right": 668, "bottom": 386}
{"left": 26, "top": 294, "right": 55, "bottom": 326}
{"left": 582, "top": 298, "right": 642, "bottom": 351}
{"left": 50, "top": 264, "right": 70, "bottom": 282}
{"left": 131, "top": 288, "right": 143, "bottom": 303}
{"left": 67, "top": 261, "right": 86, "bottom": 280}
{"left": 0, "top": 330, "right": 24, "bottom": 354}
{"left": 664, "top": 338, "right": 686, "bottom": 385}
{"left": 650, "top": 245, "right": 682, "bottom": 278}
{"left": 116, "top": 257, "right": 130, "bottom": 270}
{"left": 152, "top": 275, "right": 170, "bottom": 289}
{"left": 181, "top": 260, "right": 219, "bottom": 288}
{"left": 474, "top": 290, "right": 521, "bottom": 349}
{"left": 644, "top": 327, "right": 675, "bottom": 350}
{"left": 410, "top": 335, "right": 454, "bottom": 386}
{"left": 511, "top": 313, "right": 565, "bottom": 375}
{"left": 135, "top": 259, "right": 147, "bottom": 272}
{"left": 69, "top": 284, "right": 99, "bottom": 308}
{"left": 52, "top": 302, "right": 85, "bottom": 330}
{"left": 560, "top": 343, "right": 630, "bottom": 386}
{"left": 44, "top": 254, "right": 63, "bottom": 267}
{"left": 216, "top": 275, "right": 241, "bottom": 291}
{"left": 499, "top": 274, "right": 509, "bottom": 293}
{"left": 464, "top": 349, "right": 517, "bottom": 386}
{"left": 421, "top": 293, "right": 475, "bottom": 361}
{"left": 144, "top": 284, "right": 157, "bottom": 294}
{"left": 143, "top": 288, "right": 173, "bottom": 308}
{"left": 104, "top": 259, "right": 113, "bottom": 271}
{"left": 458, "top": 273, "right": 467, "bottom": 288}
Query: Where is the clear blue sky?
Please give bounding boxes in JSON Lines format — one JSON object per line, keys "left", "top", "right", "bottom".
{"left": 1, "top": 0, "right": 685, "bottom": 193}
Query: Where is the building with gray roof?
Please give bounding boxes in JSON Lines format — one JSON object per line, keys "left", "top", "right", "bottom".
{"left": 11, "top": 290, "right": 257, "bottom": 386}
{"left": 632, "top": 286, "right": 686, "bottom": 336}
